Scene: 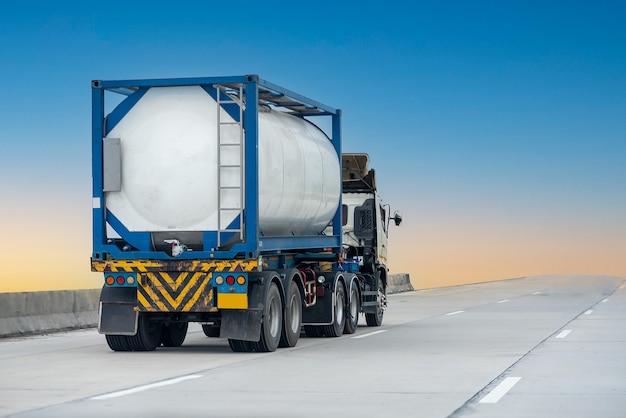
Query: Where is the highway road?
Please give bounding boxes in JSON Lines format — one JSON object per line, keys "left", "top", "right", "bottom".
{"left": 1, "top": 275, "right": 625, "bottom": 417}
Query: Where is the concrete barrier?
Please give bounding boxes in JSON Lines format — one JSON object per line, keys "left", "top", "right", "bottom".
{"left": 0, "top": 289, "right": 100, "bottom": 338}
{"left": 0, "top": 273, "right": 413, "bottom": 337}
{"left": 387, "top": 273, "right": 414, "bottom": 294}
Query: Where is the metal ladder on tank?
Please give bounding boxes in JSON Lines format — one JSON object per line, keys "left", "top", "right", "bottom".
{"left": 215, "top": 85, "right": 245, "bottom": 248}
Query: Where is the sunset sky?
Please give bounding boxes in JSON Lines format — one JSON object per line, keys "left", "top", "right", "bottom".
{"left": 0, "top": 1, "right": 624, "bottom": 292}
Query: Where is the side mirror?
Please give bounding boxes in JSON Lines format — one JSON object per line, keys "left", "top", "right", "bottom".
{"left": 392, "top": 211, "right": 403, "bottom": 226}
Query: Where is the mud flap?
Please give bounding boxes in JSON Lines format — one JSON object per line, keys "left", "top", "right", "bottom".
{"left": 98, "top": 302, "right": 138, "bottom": 335}
{"left": 98, "top": 286, "right": 138, "bottom": 335}
{"left": 220, "top": 309, "right": 263, "bottom": 341}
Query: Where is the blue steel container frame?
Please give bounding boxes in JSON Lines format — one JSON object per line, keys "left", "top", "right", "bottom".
{"left": 91, "top": 75, "right": 342, "bottom": 261}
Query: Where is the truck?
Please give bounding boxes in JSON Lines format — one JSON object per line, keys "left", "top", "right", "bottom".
{"left": 91, "top": 75, "right": 402, "bottom": 352}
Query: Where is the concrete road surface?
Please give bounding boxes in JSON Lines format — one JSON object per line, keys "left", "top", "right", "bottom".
{"left": 1, "top": 275, "right": 624, "bottom": 417}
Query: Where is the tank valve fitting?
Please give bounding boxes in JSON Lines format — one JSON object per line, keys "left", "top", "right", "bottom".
{"left": 164, "top": 239, "right": 190, "bottom": 257}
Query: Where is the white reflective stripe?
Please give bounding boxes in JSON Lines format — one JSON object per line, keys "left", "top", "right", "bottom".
{"left": 555, "top": 330, "right": 572, "bottom": 339}
{"left": 91, "top": 375, "right": 202, "bottom": 400}
{"left": 352, "top": 330, "right": 387, "bottom": 339}
{"left": 479, "top": 377, "right": 522, "bottom": 403}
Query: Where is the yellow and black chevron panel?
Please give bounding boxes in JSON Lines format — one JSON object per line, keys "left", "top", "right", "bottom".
{"left": 138, "top": 271, "right": 214, "bottom": 312}
{"left": 93, "top": 259, "right": 259, "bottom": 312}
{"left": 92, "top": 259, "right": 259, "bottom": 273}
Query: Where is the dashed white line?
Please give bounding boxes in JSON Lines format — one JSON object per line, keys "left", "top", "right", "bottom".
{"left": 532, "top": 292, "right": 541, "bottom": 295}
{"left": 91, "top": 375, "right": 203, "bottom": 400}
{"left": 479, "top": 377, "right": 522, "bottom": 403}
{"left": 352, "top": 330, "right": 387, "bottom": 339}
{"left": 446, "top": 310, "right": 465, "bottom": 316}
{"left": 602, "top": 298, "right": 609, "bottom": 303}
{"left": 555, "top": 330, "right": 572, "bottom": 339}
{"left": 584, "top": 309, "right": 594, "bottom": 315}
{"left": 497, "top": 299, "right": 510, "bottom": 304}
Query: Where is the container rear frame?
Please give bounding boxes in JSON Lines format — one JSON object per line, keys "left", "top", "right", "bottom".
{"left": 91, "top": 75, "right": 342, "bottom": 261}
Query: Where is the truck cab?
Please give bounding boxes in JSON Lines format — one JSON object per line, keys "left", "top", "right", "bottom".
{"left": 339, "top": 154, "right": 402, "bottom": 324}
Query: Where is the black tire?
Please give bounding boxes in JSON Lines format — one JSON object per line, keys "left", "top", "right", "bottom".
{"left": 105, "top": 334, "right": 132, "bottom": 351}
{"left": 303, "top": 325, "right": 323, "bottom": 338}
{"left": 228, "top": 339, "right": 254, "bottom": 352}
{"left": 365, "top": 280, "right": 386, "bottom": 327}
{"left": 128, "top": 313, "right": 162, "bottom": 351}
{"left": 279, "top": 283, "right": 302, "bottom": 348}
{"left": 344, "top": 282, "right": 360, "bottom": 334}
{"left": 324, "top": 281, "right": 346, "bottom": 337}
{"left": 161, "top": 322, "right": 188, "bottom": 347}
{"left": 254, "top": 282, "right": 283, "bottom": 352}
{"left": 202, "top": 324, "right": 220, "bottom": 337}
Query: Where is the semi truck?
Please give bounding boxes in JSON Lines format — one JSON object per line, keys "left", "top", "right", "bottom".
{"left": 91, "top": 75, "right": 402, "bottom": 352}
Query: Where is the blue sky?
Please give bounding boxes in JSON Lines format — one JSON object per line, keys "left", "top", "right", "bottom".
{"left": 1, "top": 1, "right": 624, "bottom": 291}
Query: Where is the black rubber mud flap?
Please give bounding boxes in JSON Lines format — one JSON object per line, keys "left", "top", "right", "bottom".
{"left": 220, "top": 309, "right": 263, "bottom": 341}
{"left": 99, "top": 302, "right": 138, "bottom": 335}
{"left": 98, "top": 286, "right": 138, "bottom": 335}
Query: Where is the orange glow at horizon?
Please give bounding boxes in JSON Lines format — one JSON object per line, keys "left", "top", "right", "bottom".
{"left": 388, "top": 216, "right": 626, "bottom": 290}
{"left": 0, "top": 197, "right": 98, "bottom": 293}
{"left": 1, "top": 195, "right": 625, "bottom": 293}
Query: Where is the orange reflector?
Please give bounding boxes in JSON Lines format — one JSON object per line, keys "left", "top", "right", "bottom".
{"left": 237, "top": 275, "right": 246, "bottom": 285}
{"left": 105, "top": 276, "right": 115, "bottom": 285}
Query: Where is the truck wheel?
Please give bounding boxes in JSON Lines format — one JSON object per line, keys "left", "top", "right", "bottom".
{"left": 253, "top": 282, "right": 283, "bottom": 352}
{"left": 202, "top": 324, "right": 220, "bottom": 337}
{"left": 324, "top": 281, "right": 346, "bottom": 337}
{"left": 105, "top": 335, "right": 132, "bottom": 351}
{"left": 228, "top": 339, "right": 253, "bottom": 352}
{"left": 365, "top": 281, "right": 386, "bottom": 327}
{"left": 279, "top": 283, "right": 302, "bottom": 348}
{"left": 161, "top": 322, "right": 188, "bottom": 347}
{"left": 344, "top": 284, "right": 360, "bottom": 334}
{"left": 128, "top": 313, "right": 162, "bottom": 351}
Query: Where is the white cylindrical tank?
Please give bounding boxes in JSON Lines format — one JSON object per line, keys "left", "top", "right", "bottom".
{"left": 105, "top": 86, "right": 340, "bottom": 236}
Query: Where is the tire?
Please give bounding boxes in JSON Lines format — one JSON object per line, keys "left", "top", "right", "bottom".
{"left": 279, "top": 283, "right": 302, "bottom": 348}
{"left": 161, "top": 322, "right": 188, "bottom": 347}
{"left": 202, "top": 324, "right": 220, "bottom": 337}
{"left": 365, "top": 280, "right": 386, "bottom": 327}
{"left": 128, "top": 313, "right": 162, "bottom": 351}
{"left": 228, "top": 339, "right": 254, "bottom": 352}
{"left": 254, "top": 282, "right": 283, "bottom": 352}
{"left": 324, "top": 281, "right": 346, "bottom": 337}
{"left": 303, "top": 325, "right": 323, "bottom": 338}
{"left": 105, "top": 335, "right": 132, "bottom": 351}
{"left": 344, "top": 282, "right": 360, "bottom": 334}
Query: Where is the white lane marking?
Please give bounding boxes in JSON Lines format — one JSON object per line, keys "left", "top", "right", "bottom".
{"left": 479, "top": 377, "right": 522, "bottom": 404}
{"left": 446, "top": 310, "right": 465, "bottom": 316}
{"left": 497, "top": 299, "right": 510, "bottom": 304}
{"left": 555, "top": 330, "right": 572, "bottom": 339}
{"left": 602, "top": 298, "right": 609, "bottom": 303}
{"left": 352, "top": 330, "right": 387, "bottom": 339}
{"left": 532, "top": 292, "right": 541, "bottom": 295}
{"left": 584, "top": 309, "right": 594, "bottom": 315}
{"left": 91, "top": 375, "right": 202, "bottom": 400}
